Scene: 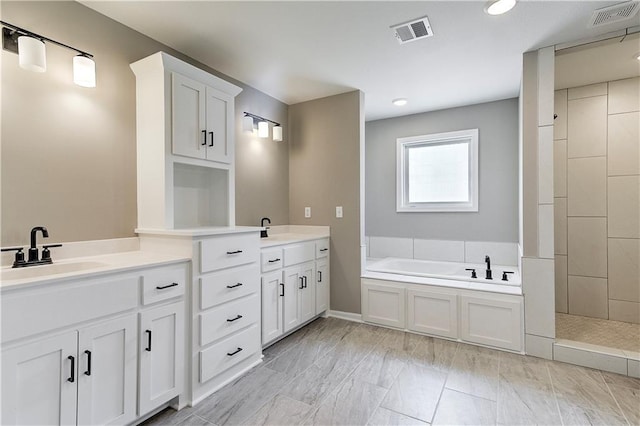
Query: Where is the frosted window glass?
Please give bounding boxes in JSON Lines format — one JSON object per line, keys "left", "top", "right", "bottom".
{"left": 407, "top": 142, "right": 470, "bottom": 203}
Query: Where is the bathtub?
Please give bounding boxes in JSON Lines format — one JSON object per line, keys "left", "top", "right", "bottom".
{"left": 366, "top": 257, "right": 521, "bottom": 287}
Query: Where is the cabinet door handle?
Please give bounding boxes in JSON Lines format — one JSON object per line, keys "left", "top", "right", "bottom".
{"left": 319, "top": 248, "right": 328, "bottom": 252}
{"left": 227, "top": 347, "right": 243, "bottom": 357}
{"left": 209, "top": 131, "right": 214, "bottom": 147}
{"left": 268, "top": 258, "right": 281, "bottom": 263}
{"left": 226, "top": 250, "right": 243, "bottom": 255}
{"left": 299, "top": 276, "right": 304, "bottom": 289}
{"left": 279, "top": 282, "right": 284, "bottom": 297}
{"left": 226, "top": 283, "right": 243, "bottom": 289}
{"left": 67, "top": 355, "right": 75, "bottom": 383}
{"left": 145, "top": 330, "right": 152, "bottom": 352}
{"left": 201, "top": 130, "right": 207, "bottom": 146}
{"left": 318, "top": 271, "right": 322, "bottom": 283}
{"left": 156, "top": 282, "right": 179, "bottom": 290}
{"left": 226, "top": 314, "right": 243, "bottom": 322}
{"left": 304, "top": 276, "right": 308, "bottom": 288}
{"left": 84, "top": 350, "right": 92, "bottom": 376}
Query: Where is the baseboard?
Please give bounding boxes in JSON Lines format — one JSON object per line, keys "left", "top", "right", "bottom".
{"left": 328, "top": 310, "right": 362, "bottom": 323}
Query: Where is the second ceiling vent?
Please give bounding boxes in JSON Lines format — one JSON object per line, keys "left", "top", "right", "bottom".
{"left": 589, "top": 1, "right": 640, "bottom": 27}
{"left": 391, "top": 16, "right": 434, "bottom": 44}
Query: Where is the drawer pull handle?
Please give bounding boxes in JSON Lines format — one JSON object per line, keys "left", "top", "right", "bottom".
{"left": 227, "top": 314, "right": 243, "bottom": 322}
{"left": 280, "top": 282, "right": 284, "bottom": 297}
{"left": 226, "top": 250, "right": 243, "bottom": 255}
{"left": 209, "top": 131, "right": 214, "bottom": 147}
{"left": 318, "top": 271, "right": 322, "bottom": 283}
{"left": 67, "top": 355, "right": 75, "bottom": 383}
{"left": 303, "top": 276, "right": 308, "bottom": 288}
{"left": 299, "top": 276, "right": 304, "bottom": 289}
{"left": 201, "top": 130, "right": 207, "bottom": 146}
{"left": 84, "top": 350, "right": 92, "bottom": 376}
{"left": 145, "top": 330, "right": 152, "bottom": 352}
{"left": 226, "top": 283, "right": 243, "bottom": 289}
{"left": 227, "top": 347, "right": 243, "bottom": 357}
{"left": 156, "top": 282, "right": 179, "bottom": 290}
{"left": 268, "top": 258, "right": 281, "bottom": 263}
{"left": 319, "top": 248, "right": 328, "bottom": 252}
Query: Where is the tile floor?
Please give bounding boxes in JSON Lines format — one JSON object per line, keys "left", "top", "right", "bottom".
{"left": 143, "top": 317, "right": 640, "bottom": 425}
{"left": 556, "top": 313, "right": 640, "bottom": 353}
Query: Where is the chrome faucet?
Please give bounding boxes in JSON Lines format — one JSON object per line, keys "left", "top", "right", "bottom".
{"left": 485, "top": 255, "right": 492, "bottom": 280}
{"left": 260, "top": 217, "right": 271, "bottom": 238}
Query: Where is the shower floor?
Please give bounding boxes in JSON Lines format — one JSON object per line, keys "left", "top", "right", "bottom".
{"left": 556, "top": 313, "right": 640, "bottom": 353}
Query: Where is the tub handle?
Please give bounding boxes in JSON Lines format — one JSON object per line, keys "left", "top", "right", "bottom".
{"left": 502, "top": 271, "right": 515, "bottom": 281}
{"left": 465, "top": 268, "right": 477, "bottom": 279}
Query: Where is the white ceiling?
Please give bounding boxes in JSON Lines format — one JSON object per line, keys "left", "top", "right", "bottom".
{"left": 83, "top": 0, "right": 639, "bottom": 121}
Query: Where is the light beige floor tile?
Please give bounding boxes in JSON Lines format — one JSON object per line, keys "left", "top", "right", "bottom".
{"left": 432, "top": 389, "right": 496, "bottom": 426}
{"left": 602, "top": 371, "right": 640, "bottom": 390}
{"left": 608, "top": 238, "right": 640, "bottom": 303}
{"left": 243, "top": 395, "right": 313, "bottom": 426}
{"left": 378, "top": 328, "right": 422, "bottom": 355}
{"left": 556, "top": 313, "right": 640, "bottom": 352}
{"left": 609, "top": 175, "right": 640, "bottom": 238}
{"left": 568, "top": 276, "right": 608, "bottom": 319}
{"left": 498, "top": 352, "right": 552, "bottom": 385}
{"left": 380, "top": 362, "right": 446, "bottom": 423}
{"left": 568, "top": 95, "right": 607, "bottom": 158}
{"left": 608, "top": 111, "right": 640, "bottom": 176}
{"left": 305, "top": 376, "right": 388, "bottom": 425}
{"left": 609, "top": 77, "right": 640, "bottom": 114}
{"left": 445, "top": 344, "right": 500, "bottom": 401}
{"left": 609, "top": 384, "right": 640, "bottom": 425}
{"left": 411, "top": 335, "right": 458, "bottom": 372}
{"left": 497, "top": 370, "right": 560, "bottom": 425}
{"left": 557, "top": 397, "right": 627, "bottom": 426}
{"left": 568, "top": 217, "right": 608, "bottom": 278}
{"left": 351, "top": 345, "right": 407, "bottom": 389}
{"left": 568, "top": 156, "right": 607, "bottom": 216}
{"left": 367, "top": 407, "right": 428, "bottom": 426}
{"left": 141, "top": 407, "right": 201, "bottom": 426}
{"left": 547, "top": 361, "right": 622, "bottom": 417}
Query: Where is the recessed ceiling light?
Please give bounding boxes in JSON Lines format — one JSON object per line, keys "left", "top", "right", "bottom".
{"left": 485, "top": 0, "right": 517, "bottom": 15}
{"left": 392, "top": 98, "right": 407, "bottom": 106}
{"left": 636, "top": 52, "right": 640, "bottom": 61}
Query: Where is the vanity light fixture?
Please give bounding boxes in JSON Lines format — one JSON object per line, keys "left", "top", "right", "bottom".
{"left": 1, "top": 20, "right": 96, "bottom": 87}
{"left": 392, "top": 98, "right": 408, "bottom": 106}
{"left": 242, "top": 112, "right": 284, "bottom": 141}
{"left": 484, "top": 0, "right": 517, "bottom": 15}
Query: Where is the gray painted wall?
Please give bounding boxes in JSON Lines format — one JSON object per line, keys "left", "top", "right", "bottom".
{"left": 1, "top": 1, "right": 289, "bottom": 245}
{"left": 366, "top": 98, "right": 519, "bottom": 242}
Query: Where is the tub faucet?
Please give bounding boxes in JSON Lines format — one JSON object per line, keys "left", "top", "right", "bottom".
{"left": 485, "top": 255, "right": 492, "bottom": 280}
{"left": 260, "top": 217, "right": 271, "bottom": 238}
{"left": 28, "top": 226, "right": 49, "bottom": 262}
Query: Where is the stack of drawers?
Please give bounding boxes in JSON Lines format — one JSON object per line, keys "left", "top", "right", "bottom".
{"left": 196, "top": 232, "right": 261, "bottom": 385}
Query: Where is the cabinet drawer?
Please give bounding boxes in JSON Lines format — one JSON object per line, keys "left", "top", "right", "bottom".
{"left": 283, "top": 242, "right": 315, "bottom": 267}
{"left": 199, "top": 324, "right": 260, "bottom": 383}
{"left": 2, "top": 274, "right": 139, "bottom": 343}
{"left": 200, "top": 294, "right": 259, "bottom": 346}
{"left": 142, "top": 263, "right": 188, "bottom": 305}
{"left": 200, "top": 233, "right": 259, "bottom": 273}
{"left": 261, "top": 248, "right": 283, "bottom": 273}
{"left": 315, "top": 239, "right": 330, "bottom": 259}
{"left": 200, "top": 265, "right": 259, "bottom": 309}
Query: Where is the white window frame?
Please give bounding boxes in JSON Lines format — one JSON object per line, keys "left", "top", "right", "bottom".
{"left": 396, "top": 128, "right": 478, "bottom": 212}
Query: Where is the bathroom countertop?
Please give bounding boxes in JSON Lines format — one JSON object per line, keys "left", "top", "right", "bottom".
{"left": 1, "top": 251, "right": 190, "bottom": 291}
{"left": 260, "top": 232, "right": 330, "bottom": 248}
{"left": 135, "top": 226, "right": 263, "bottom": 237}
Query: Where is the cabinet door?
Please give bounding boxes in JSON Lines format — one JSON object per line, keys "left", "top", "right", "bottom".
{"left": 1, "top": 331, "right": 78, "bottom": 425}
{"left": 283, "top": 266, "right": 302, "bottom": 332}
{"left": 172, "top": 73, "right": 207, "bottom": 160}
{"left": 299, "top": 263, "right": 316, "bottom": 323}
{"left": 407, "top": 289, "right": 457, "bottom": 339}
{"left": 261, "top": 270, "right": 284, "bottom": 345}
{"left": 361, "top": 280, "right": 406, "bottom": 329}
{"left": 139, "top": 302, "right": 185, "bottom": 416}
{"left": 77, "top": 315, "right": 137, "bottom": 425}
{"left": 460, "top": 295, "right": 523, "bottom": 352}
{"left": 315, "top": 259, "right": 329, "bottom": 315}
{"left": 205, "top": 86, "right": 230, "bottom": 163}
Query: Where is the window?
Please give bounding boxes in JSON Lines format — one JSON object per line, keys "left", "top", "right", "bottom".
{"left": 397, "top": 129, "right": 478, "bottom": 212}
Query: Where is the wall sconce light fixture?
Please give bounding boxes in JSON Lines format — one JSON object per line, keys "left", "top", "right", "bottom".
{"left": 242, "top": 112, "right": 284, "bottom": 141}
{"left": 2, "top": 20, "right": 96, "bottom": 87}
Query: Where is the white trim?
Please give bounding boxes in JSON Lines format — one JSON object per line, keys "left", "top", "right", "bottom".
{"left": 396, "top": 129, "right": 479, "bottom": 212}
{"left": 328, "top": 310, "right": 363, "bottom": 323}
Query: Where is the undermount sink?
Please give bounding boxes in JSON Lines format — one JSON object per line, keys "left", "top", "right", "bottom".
{"left": 1, "top": 261, "right": 108, "bottom": 281}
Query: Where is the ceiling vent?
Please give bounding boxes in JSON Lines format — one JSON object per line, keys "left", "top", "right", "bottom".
{"left": 588, "top": 1, "right": 640, "bottom": 27}
{"left": 391, "top": 16, "right": 433, "bottom": 44}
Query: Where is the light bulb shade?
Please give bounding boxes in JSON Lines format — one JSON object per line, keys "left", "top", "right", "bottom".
{"left": 18, "top": 36, "right": 46, "bottom": 72}
{"left": 485, "top": 0, "right": 516, "bottom": 15}
{"left": 273, "top": 125, "right": 283, "bottom": 141}
{"left": 258, "top": 121, "right": 269, "bottom": 138}
{"left": 73, "top": 55, "right": 96, "bottom": 87}
{"left": 242, "top": 115, "right": 254, "bottom": 133}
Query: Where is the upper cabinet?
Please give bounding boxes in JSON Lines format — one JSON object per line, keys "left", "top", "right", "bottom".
{"left": 130, "top": 52, "right": 242, "bottom": 230}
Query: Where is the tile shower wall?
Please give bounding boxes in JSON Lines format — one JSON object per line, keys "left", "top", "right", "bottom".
{"left": 554, "top": 77, "right": 640, "bottom": 323}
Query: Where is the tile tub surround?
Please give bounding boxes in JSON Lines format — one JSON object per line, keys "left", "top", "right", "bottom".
{"left": 554, "top": 77, "right": 640, "bottom": 323}
{"left": 367, "top": 236, "right": 519, "bottom": 266}
{"left": 142, "top": 317, "right": 640, "bottom": 426}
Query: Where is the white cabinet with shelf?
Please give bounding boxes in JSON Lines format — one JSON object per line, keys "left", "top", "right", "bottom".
{"left": 130, "top": 52, "right": 242, "bottom": 229}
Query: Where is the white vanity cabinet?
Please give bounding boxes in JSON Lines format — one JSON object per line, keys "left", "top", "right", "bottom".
{"left": 361, "top": 280, "right": 406, "bottom": 329}
{"left": 260, "top": 237, "right": 330, "bottom": 347}
{"left": 1, "top": 260, "right": 189, "bottom": 426}
{"left": 172, "top": 73, "right": 232, "bottom": 164}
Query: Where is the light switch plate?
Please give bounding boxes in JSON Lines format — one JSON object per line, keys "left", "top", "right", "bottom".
{"left": 336, "top": 206, "right": 343, "bottom": 218}
{"left": 305, "top": 207, "right": 311, "bottom": 218}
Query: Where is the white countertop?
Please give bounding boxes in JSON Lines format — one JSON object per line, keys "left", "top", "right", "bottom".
{"left": 1, "top": 251, "right": 190, "bottom": 290}
{"left": 135, "top": 226, "right": 262, "bottom": 237}
{"left": 260, "top": 231, "right": 330, "bottom": 248}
